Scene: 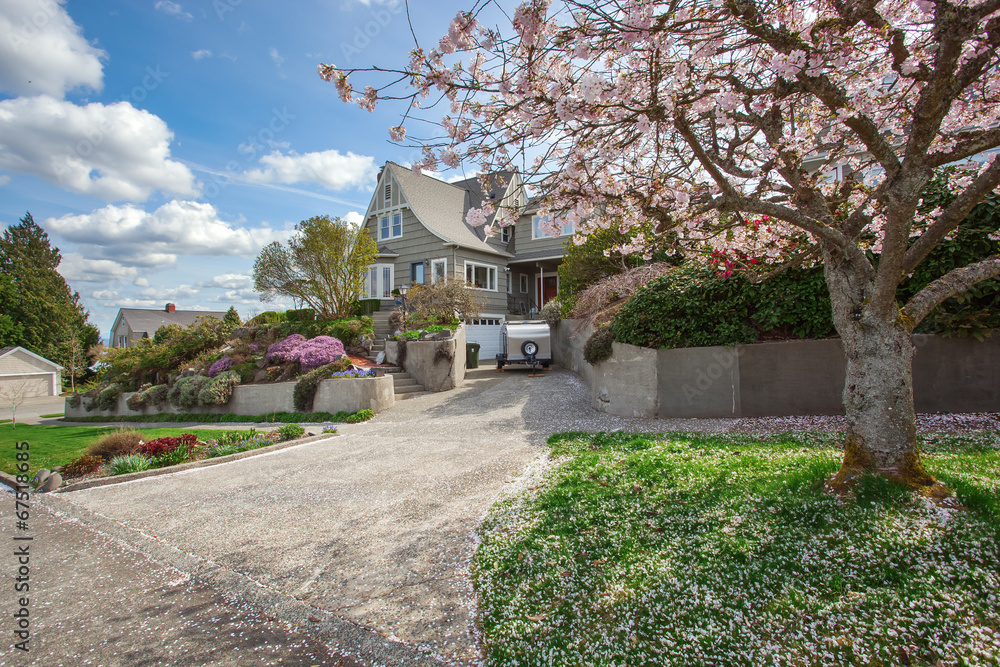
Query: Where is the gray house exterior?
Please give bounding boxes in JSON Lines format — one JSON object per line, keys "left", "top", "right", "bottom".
{"left": 109, "top": 303, "right": 228, "bottom": 348}
{"left": 362, "top": 162, "right": 575, "bottom": 357}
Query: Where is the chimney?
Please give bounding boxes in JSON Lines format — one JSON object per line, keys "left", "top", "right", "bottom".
{"left": 165, "top": 303, "right": 176, "bottom": 313}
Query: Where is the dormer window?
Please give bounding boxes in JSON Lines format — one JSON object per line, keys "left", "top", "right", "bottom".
{"left": 501, "top": 226, "right": 513, "bottom": 244}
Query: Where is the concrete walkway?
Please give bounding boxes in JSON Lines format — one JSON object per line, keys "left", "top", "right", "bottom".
{"left": 25, "top": 368, "right": 729, "bottom": 665}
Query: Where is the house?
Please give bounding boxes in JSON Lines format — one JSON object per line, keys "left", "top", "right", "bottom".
{"left": 361, "top": 162, "right": 576, "bottom": 358}
{"left": 109, "top": 303, "right": 228, "bottom": 348}
{"left": 0, "top": 346, "right": 63, "bottom": 397}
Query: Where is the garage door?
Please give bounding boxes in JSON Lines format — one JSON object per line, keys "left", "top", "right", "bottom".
{"left": 0, "top": 374, "right": 52, "bottom": 397}
{"left": 466, "top": 317, "right": 505, "bottom": 364}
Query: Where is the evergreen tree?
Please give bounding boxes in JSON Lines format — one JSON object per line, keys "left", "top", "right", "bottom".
{"left": 0, "top": 212, "right": 101, "bottom": 376}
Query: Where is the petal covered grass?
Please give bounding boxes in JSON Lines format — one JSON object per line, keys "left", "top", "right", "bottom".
{"left": 473, "top": 432, "right": 1000, "bottom": 667}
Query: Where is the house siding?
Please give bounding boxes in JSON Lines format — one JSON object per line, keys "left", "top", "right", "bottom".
{"left": 512, "top": 212, "right": 570, "bottom": 258}
{"left": 0, "top": 349, "right": 51, "bottom": 375}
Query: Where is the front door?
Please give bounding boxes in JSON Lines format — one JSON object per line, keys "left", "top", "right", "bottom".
{"left": 367, "top": 263, "right": 394, "bottom": 299}
{"left": 537, "top": 276, "right": 558, "bottom": 306}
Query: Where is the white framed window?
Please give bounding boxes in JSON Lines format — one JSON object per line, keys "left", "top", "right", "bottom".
{"left": 465, "top": 260, "right": 497, "bottom": 291}
{"left": 500, "top": 226, "right": 513, "bottom": 243}
{"left": 379, "top": 212, "right": 402, "bottom": 240}
{"left": 366, "top": 263, "right": 395, "bottom": 299}
{"left": 532, "top": 214, "right": 574, "bottom": 239}
{"left": 519, "top": 274, "right": 528, "bottom": 293}
{"left": 431, "top": 258, "right": 447, "bottom": 284}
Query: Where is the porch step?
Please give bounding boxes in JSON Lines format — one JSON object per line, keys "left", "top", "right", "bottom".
{"left": 391, "top": 370, "right": 426, "bottom": 397}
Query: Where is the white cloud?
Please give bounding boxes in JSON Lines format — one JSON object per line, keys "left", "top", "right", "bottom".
{"left": 343, "top": 211, "right": 364, "bottom": 225}
{"left": 134, "top": 277, "right": 150, "bottom": 287}
{"left": 208, "top": 288, "right": 263, "bottom": 306}
{"left": 242, "top": 149, "right": 377, "bottom": 191}
{"left": 154, "top": 1, "right": 192, "bottom": 21}
{"left": 91, "top": 290, "right": 121, "bottom": 301}
{"left": 57, "top": 253, "right": 138, "bottom": 282}
{"left": 0, "top": 0, "right": 105, "bottom": 98}
{"left": 0, "top": 175, "right": 10, "bottom": 186}
{"left": 192, "top": 49, "right": 212, "bottom": 60}
{"left": 0, "top": 95, "right": 199, "bottom": 202}
{"left": 207, "top": 273, "right": 253, "bottom": 289}
{"left": 45, "top": 200, "right": 291, "bottom": 269}
{"left": 269, "top": 47, "right": 284, "bottom": 67}
{"left": 138, "top": 284, "right": 201, "bottom": 300}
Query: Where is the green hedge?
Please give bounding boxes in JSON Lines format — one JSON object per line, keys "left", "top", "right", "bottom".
{"left": 351, "top": 299, "right": 381, "bottom": 317}
{"left": 63, "top": 409, "right": 375, "bottom": 424}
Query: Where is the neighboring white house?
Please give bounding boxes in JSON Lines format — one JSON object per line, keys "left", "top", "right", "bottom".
{"left": 0, "top": 346, "right": 63, "bottom": 397}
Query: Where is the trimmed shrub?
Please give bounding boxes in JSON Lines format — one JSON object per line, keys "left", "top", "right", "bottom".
{"left": 143, "top": 384, "right": 169, "bottom": 408}
{"left": 95, "top": 384, "right": 123, "bottom": 411}
{"left": 208, "top": 356, "right": 232, "bottom": 377}
{"left": 322, "top": 317, "right": 373, "bottom": 346}
{"left": 168, "top": 375, "right": 210, "bottom": 409}
{"left": 246, "top": 311, "right": 286, "bottom": 326}
{"left": 583, "top": 326, "right": 615, "bottom": 365}
{"left": 107, "top": 454, "right": 151, "bottom": 476}
{"left": 86, "top": 427, "right": 144, "bottom": 460}
{"left": 277, "top": 423, "right": 305, "bottom": 441}
{"left": 125, "top": 383, "right": 152, "bottom": 411}
{"left": 198, "top": 370, "right": 241, "bottom": 406}
{"left": 611, "top": 266, "right": 757, "bottom": 349}
{"left": 60, "top": 454, "right": 103, "bottom": 478}
{"left": 350, "top": 299, "right": 380, "bottom": 317}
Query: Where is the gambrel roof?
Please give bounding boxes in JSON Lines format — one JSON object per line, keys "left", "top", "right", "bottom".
{"left": 377, "top": 162, "right": 515, "bottom": 258}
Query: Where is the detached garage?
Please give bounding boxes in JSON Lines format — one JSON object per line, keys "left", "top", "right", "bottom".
{"left": 0, "top": 347, "right": 63, "bottom": 397}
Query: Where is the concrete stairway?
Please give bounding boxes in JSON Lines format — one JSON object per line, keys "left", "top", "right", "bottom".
{"left": 367, "top": 310, "right": 431, "bottom": 400}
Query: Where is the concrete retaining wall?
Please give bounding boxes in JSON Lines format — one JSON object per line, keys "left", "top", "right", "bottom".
{"left": 551, "top": 320, "right": 1000, "bottom": 418}
{"left": 65, "top": 375, "right": 395, "bottom": 419}
{"left": 384, "top": 324, "right": 466, "bottom": 392}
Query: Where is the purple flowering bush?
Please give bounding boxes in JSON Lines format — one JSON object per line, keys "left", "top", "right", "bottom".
{"left": 208, "top": 356, "right": 232, "bottom": 377}
{"left": 265, "top": 334, "right": 346, "bottom": 372}
{"left": 265, "top": 334, "right": 306, "bottom": 364}
{"left": 297, "top": 336, "right": 346, "bottom": 372}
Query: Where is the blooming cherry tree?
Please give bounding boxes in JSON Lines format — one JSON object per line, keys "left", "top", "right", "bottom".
{"left": 321, "top": 0, "right": 1000, "bottom": 492}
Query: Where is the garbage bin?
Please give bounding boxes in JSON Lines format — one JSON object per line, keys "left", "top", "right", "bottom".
{"left": 466, "top": 341, "right": 481, "bottom": 369}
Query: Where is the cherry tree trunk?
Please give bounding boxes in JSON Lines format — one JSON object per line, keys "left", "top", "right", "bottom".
{"left": 823, "top": 254, "right": 938, "bottom": 491}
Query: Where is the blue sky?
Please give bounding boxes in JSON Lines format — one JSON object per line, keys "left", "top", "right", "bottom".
{"left": 0, "top": 0, "right": 478, "bottom": 341}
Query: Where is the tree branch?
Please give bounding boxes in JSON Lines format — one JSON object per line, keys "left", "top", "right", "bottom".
{"left": 903, "top": 157, "right": 1000, "bottom": 272}
{"left": 901, "top": 256, "right": 1000, "bottom": 328}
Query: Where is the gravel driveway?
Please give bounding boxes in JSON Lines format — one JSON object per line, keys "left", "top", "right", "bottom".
{"left": 53, "top": 367, "right": 729, "bottom": 665}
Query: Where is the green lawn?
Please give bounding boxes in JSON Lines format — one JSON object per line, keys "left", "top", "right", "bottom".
{"left": 0, "top": 424, "right": 248, "bottom": 477}
{"left": 473, "top": 431, "right": 1000, "bottom": 667}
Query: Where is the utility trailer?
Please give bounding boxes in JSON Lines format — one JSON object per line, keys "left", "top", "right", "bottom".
{"left": 496, "top": 320, "right": 552, "bottom": 373}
